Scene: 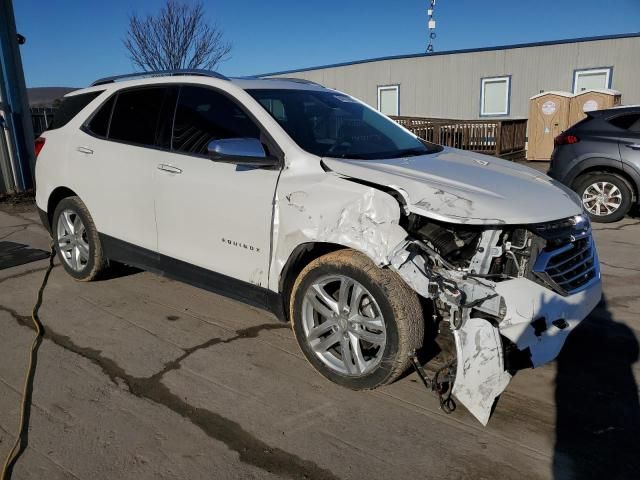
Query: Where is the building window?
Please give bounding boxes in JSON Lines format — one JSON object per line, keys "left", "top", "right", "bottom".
{"left": 377, "top": 85, "right": 399, "bottom": 116}
{"left": 573, "top": 67, "right": 613, "bottom": 93}
{"left": 480, "top": 76, "right": 510, "bottom": 116}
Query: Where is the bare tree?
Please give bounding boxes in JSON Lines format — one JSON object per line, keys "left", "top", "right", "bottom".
{"left": 123, "top": 0, "right": 232, "bottom": 72}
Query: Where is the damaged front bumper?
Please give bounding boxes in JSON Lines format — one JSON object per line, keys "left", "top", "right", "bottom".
{"left": 392, "top": 243, "right": 602, "bottom": 425}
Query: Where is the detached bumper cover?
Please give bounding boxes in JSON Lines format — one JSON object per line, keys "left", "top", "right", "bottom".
{"left": 495, "top": 275, "right": 602, "bottom": 366}
{"left": 452, "top": 272, "right": 602, "bottom": 425}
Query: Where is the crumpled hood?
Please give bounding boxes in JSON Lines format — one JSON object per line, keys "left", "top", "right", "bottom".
{"left": 323, "top": 148, "right": 583, "bottom": 225}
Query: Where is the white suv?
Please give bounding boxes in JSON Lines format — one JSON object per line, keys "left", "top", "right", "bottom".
{"left": 35, "top": 70, "right": 601, "bottom": 424}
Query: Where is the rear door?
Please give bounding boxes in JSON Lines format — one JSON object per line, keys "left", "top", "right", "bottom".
{"left": 77, "top": 86, "right": 174, "bottom": 252}
{"left": 610, "top": 113, "right": 640, "bottom": 168}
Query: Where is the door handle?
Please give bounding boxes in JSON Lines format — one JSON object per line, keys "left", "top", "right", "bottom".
{"left": 76, "top": 146, "right": 93, "bottom": 154}
{"left": 625, "top": 144, "right": 640, "bottom": 150}
{"left": 157, "top": 164, "right": 183, "bottom": 174}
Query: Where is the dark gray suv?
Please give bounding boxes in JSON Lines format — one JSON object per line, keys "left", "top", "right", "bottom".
{"left": 549, "top": 106, "right": 640, "bottom": 222}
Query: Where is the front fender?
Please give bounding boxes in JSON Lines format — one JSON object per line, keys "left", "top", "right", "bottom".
{"left": 564, "top": 156, "right": 624, "bottom": 186}
{"left": 269, "top": 173, "right": 407, "bottom": 291}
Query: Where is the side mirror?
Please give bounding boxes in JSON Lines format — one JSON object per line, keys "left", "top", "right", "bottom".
{"left": 207, "top": 138, "right": 279, "bottom": 166}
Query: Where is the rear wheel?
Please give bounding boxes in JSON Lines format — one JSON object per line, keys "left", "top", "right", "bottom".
{"left": 290, "top": 249, "right": 424, "bottom": 390}
{"left": 574, "top": 173, "right": 633, "bottom": 223}
{"left": 52, "top": 196, "right": 107, "bottom": 281}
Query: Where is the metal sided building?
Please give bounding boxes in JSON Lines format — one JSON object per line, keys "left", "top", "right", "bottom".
{"left": 260, "top": 33, "right": 640, "bottom": 120}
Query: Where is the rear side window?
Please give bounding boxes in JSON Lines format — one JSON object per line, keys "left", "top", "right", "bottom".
{"left": 172, "top": 86, "right": 260, "bottom": 154}
{"left": 109, "top": 87, "right": 167, "bottom": 146}
{"left": 49, "top": 91, "right": 102, "bottom": 130}
{"left": 608, "top": 114, "right": 640, "bottom": 133}
{"left": 86, "top": 95, "right": 115, "bottom": 137}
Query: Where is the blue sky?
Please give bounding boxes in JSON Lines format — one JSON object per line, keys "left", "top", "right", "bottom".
{"left": 14, "top": 0, "right": 640, "bottom": 87}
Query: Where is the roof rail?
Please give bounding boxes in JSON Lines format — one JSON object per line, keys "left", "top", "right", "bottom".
{"left": 90, "top": 69, "right": 228, "bottom": 87}
{"left": 261, "top": 77, "right": 324, "bottom": 87}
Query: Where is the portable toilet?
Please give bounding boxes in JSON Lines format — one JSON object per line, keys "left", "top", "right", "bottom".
{"left": 527, "top": 91, "right": 572, "bottom": 161}
{"left": 568, "top": 89, "right": 622, "bottom": 127}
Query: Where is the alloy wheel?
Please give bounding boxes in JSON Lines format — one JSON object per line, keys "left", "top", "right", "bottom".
{"left": 301, "top": 275, "right": 387, "bottom": 376}
{"left": 582, "top": 181, "right": 623, "bottom": 216}
{"left": 56, "top": 209, "right": 90, "bottom": 272}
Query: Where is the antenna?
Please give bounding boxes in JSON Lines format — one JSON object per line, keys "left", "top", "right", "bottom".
{"left": 426, "top": 0, "right": 437, "bottom": 53}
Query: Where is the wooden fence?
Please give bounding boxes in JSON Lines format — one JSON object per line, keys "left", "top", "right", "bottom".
{"left": 391, "top": 116, "right": 527, "bottom": 160}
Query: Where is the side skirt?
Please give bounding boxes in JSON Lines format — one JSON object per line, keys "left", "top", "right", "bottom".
{"left": 99, "top": 233, "right": 287, "bottom": 321}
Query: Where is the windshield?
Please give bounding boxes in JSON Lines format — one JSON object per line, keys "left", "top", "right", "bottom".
{"left": 247, "top": 89, "right": 441, "bottom": 160}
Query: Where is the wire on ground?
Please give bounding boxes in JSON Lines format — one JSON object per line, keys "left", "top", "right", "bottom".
{"left": 1, "top": 243, "right": 55, "bottom": 480}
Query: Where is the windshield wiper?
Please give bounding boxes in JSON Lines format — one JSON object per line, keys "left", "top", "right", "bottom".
{"left": 331, "top": 147, "right": 430, "bottom": 160}
{"left": 395, "top": 148, "right": 429, "bottom": 157}
{"left": 337, "top": 153, "right": 372, "bottom": 159}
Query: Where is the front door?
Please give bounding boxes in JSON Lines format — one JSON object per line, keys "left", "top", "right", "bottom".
{"left": 154, "top": 85, "right": 281, "bottom": 291}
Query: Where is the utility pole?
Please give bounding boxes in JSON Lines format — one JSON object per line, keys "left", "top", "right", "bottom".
{"left": 426, "top": 0, "right": 437, "bottom": 53}
{"left": 0, "top": 0, "right": 35, "bottom": 193}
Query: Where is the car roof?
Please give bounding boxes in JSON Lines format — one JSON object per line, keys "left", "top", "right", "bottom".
{"left": 230, "top": 77, "right": 327, "bottom": 90}
{"left": 589, "top": 104, "right": 640, "bottom": 117}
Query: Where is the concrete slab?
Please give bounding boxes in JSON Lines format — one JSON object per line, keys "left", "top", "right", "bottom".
{"left": 0, "top": 203, "right": 638, "bottom": 480}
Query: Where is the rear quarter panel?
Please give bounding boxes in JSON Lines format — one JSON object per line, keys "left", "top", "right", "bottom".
{"left": 35, "top": 129, "right": 72, "bottom": 214}
{"left": 35, "top": 90, "right": 112, "bottom": 219}
{"left": 561, "top": 138, "right": 623, "bottom": 186}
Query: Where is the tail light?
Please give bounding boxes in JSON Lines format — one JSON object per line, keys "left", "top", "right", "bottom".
{"left": 34, "top": 137, "right": 46, "bottom": 158}
{"left": 554, "top": 133, "right": 579, "bottom": 146}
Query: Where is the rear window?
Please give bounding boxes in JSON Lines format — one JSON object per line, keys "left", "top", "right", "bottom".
{"left": 49, "top": 91, "right": 102, "bottom": 130}
{"left": 109, "top": 87, "right": 167, "bottom": 146}
{"left": 86, "top": 95, "right": 115, "bottom": 137}
{"left": 608, "top": 113, "right": 640, "bottom": 133}
{"left": 572, "top": 115, "right": 594, "bottom": 129}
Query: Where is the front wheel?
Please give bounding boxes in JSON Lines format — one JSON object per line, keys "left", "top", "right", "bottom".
{"left": 574, "top": 173, "right": 633, "bottom": 223}
{"left": 290, "top": 249, "right": 424, "bottom": 390}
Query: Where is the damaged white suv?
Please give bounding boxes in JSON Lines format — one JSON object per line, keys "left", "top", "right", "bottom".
{"left": 35, "top": 71, "right": 601, "bottom": 424}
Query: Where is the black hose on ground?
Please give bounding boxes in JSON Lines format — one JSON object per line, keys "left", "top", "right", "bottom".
{"left": 1, "top": 243, "right": 55, "bottom": 480}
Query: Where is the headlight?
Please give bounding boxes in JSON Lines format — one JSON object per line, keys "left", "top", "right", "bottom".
{"left": 572, "top": 214, "right": 590, "bottom": 230}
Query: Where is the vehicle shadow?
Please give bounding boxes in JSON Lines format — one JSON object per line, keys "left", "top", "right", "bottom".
{"left": 97, "top": 262, "right": 142, "bottom": 280}
{"left": 627, "top": 204, "right": 640, "bottom": 219}
{"left": 553, "top": 296, "right": 640, "bottom": 479}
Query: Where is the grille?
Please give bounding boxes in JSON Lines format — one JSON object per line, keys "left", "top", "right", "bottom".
{"left": 532, "top": 234, "right": 597, "bottom": 295}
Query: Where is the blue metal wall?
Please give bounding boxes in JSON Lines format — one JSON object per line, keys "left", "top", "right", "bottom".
{"left": 0, "top": 0, "right": 35, "bottom": 192}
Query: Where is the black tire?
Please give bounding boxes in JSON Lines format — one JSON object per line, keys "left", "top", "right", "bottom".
{"left": 52, "top": 196, "right": 107, "bottom": 281}
{"left": 574, "top": 173, "right": 633, "bottom": 223}
{"left": 290, "top": 249, "right": 424, "bottom": 390}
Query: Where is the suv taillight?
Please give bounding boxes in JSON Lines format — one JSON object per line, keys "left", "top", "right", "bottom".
{"left": 554, "top": 133, "right": 579, "bottom": 146}
{"left": 34, "top": 137, "right": 46, "bottom": 158}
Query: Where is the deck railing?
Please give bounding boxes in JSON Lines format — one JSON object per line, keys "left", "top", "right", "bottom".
{"left": 391, "top": 116, "right": 527, "bottom": 159}
{"left": 30, "top": 107, "right": 56, "bottom": 137}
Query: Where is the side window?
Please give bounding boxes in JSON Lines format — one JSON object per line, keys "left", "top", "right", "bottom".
{"left": 156, "top": 87, "right": 179, "bottom": 149}
{"left": 86, "top": 95, "right": 115, "bottom": 137}
{"left": 109, "top": 87, "right": 167, "bottom": 146}
{"left": 172, "top": 86, "right": 260, "bottom": 155}
{"left": 609, "top": 114, "right": 640, "bottom": 133}
{"left": 49, "top": 91, "right": 102, "bottom": 130}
